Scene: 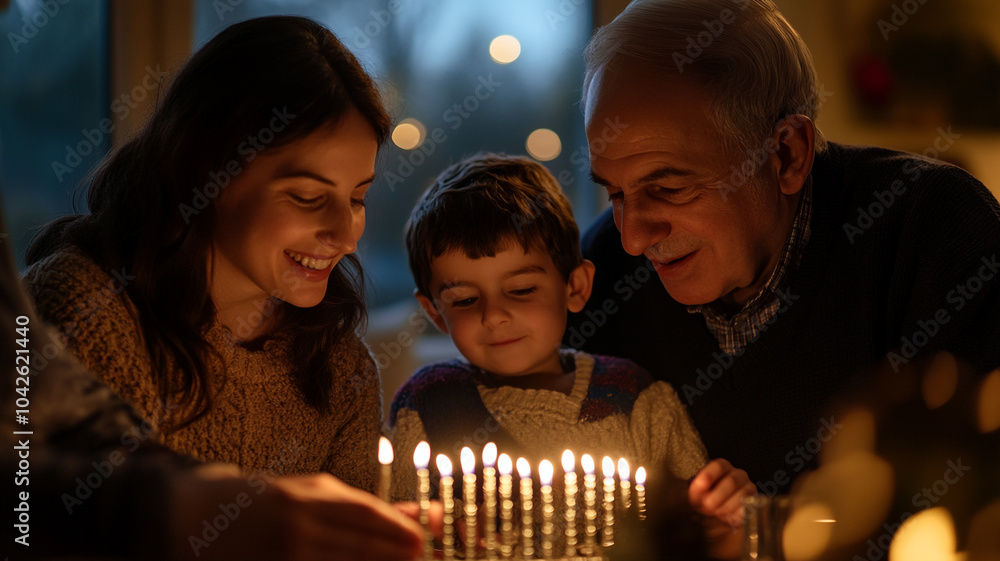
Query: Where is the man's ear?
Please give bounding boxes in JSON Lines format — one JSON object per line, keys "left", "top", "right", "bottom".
{"left": 773, "top": 114, "right": 815, "bottom": 196}
{"left": 414, "top": 289, "right": 449, "bottom": 334}
{"left": 566, "top": 259, "right": 596, "bottom": 313}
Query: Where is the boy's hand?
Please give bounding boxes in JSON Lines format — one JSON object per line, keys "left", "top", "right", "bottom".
{"left": 688, "top": 458, "right": 756, "bottom": 527}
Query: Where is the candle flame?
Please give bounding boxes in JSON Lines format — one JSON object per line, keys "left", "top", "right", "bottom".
{"left": 618, "top": 458, "right": 630, "bottom": 481}
{"left": 561, "top": 450, "right": 576, "bottom": 473}
{"left": 635, "top": 466, "right": 646, "bottom": 486}
{"left": 436, "top": 454, "right": 453, "bottom": 477}
{"left": 413, "top": 441, "right": 430, "bottom": 469}
{"left": 602, "top": 456, "right": 615, "bottom": 478}
{"left": 483, "top": 442, "right": 498, "bottom": 466}
{"left": 378, "top": 436, "right": 393, "bottom": 465}
{"left": 581, "top": 454, "right": 595, "bottom": 475}
{"left": 460, "top": 447, "right": 475, "bottom": 475}
{"left": 517, "top": 457, "right": 531, "bottom": 479}
{"left": 539, "top": 459, "right": 554, "bottom": 486}
{"left": 498, "top": 453, "right": 512, "bottom": 475}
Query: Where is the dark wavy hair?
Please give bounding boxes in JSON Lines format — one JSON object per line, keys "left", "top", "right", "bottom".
{"left": 26, "top": 16, "right": 391, "bottom": 431}
{"left": 405, "top": 153, "right": 583, "bottom": 298}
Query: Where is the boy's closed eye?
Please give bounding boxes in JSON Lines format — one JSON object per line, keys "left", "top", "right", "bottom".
{"left": 508, "top": 286, "right": 537, "bottom": 296}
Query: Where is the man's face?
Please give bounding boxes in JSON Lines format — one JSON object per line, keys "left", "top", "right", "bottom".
{"left": 584, "top": 58, "right": 791, "bottom": 307}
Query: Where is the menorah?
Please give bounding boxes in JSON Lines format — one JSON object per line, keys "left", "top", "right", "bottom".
{"left": 378, "top": 438, "right": 648, "bottom": 561}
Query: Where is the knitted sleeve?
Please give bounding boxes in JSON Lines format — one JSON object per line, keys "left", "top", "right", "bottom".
{"left": 630, "top": 380, "right": 709, "bottom": 480}
{"left": 322, "top": 336, "right": 382, "bottom": 494}
{"left": 20, "top": 249, "right": 166, "bottom": 427}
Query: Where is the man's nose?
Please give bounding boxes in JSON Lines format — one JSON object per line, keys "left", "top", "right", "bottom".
{"left": 616, "top": 198, "right": 669, "bottom": 257}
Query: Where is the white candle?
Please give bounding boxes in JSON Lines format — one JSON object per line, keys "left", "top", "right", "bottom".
{"left": 483, "top": 443, "right": 498, "bottom": 559}
{"left": 602, "top": 456, "right": 615, "bottom": 547}
{"left": 461, "top": 447, "right": 478, "bottom": 559}
{"left": 497, "top": 453, "right": 514, "bottom": 559}
{"left": 517, "top": 458, "right": 534, "bottom": 559}
{"left": 562, "top": 450, "right": 578, "bottom": 557}
{"left": 539, "top": 459, "right": 555, "bottom": 559}
{"left": 437, "top": 454, "right": 456, "bottom": 561}
{"left": 377, "top": 436, "right": 393, "bottom": 503}
{"left": 413, "top": 442, "right": 432, "bottom": 561}
{"left": 618, "top": 458, "right": 631, "bottom": 512}
{"left": 635, "top": 466, "right": 647, "bottom": 521}
{"left": 580, "top": 454, "right": 598, "bottom": 554}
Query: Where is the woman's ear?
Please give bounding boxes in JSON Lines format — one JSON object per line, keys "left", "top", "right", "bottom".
{"left": 414, "top": 289, "right": 449, "bottom": 334}
{"left": 566, "top": 259, "right": 596, "bottom": 313}
{"left": 773, "top": 114, "right": 816, "bottom": 196}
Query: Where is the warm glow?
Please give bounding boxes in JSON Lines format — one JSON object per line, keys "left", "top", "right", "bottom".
{"left": 581, "top": 454, "right": 595, "bottom": 475}
{"left": 461, "top": 447, "right": 475, "bottom": 476}
{"left": 635, "top": 467, "right": 646, "bottom": 486}
{"left": 822, "top": 407, "right": 877, "bottom": 464}
{"left": 539, "top": 460, "right": 554, "bottom": 486}
{"left": 391, "top": 118, "right": 426, "bottom": 150}
{"left": 498, "top": 453, "right": 512, "bottom": 475}
{"left": 436, "top": 454, "right": 453, "bottom": 477}
{"left": 561, "top": 450, "right": 575, "bottom": 473}
{"left": 783, "top": 503, "right": 835, "bottom": 561}
{"left": 489, "top": 34, "right": 521, "bottom": 64}
{"left": 977, "top": 369, "right": 1000, "bottom": 433}
{"left": 602, "top": 456, "right": 615, "bottom": 479}
{"left": 378, "top": 436, "right": 393, "bottom": 465}
{"left": 922, "top": 352, "right": 958, "bottom": 410}
{"left": 483, "top": 442, "right": 498, "bottom": 467}
{"left": 413, "top": 441, "right": 430, "bottom": 469}
{"left": 618, "top": 458, "right": 630, "bottom": 482}
{"left": 517, "top": 458, "right": 531, "bottom": 479}
{"left": 526, "top": 128, "right": 562, "bottom": 161}
{"left": 889, "top": 507, "right": 956, "bottom": 561}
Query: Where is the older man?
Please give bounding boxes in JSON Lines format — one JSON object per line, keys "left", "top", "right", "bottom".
{"left": 568, "top": 0, "right": 1000, "bottom": 494}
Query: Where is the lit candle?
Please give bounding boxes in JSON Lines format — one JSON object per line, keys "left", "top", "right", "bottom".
{"left": 580, "top": 454, "right": 598, "bottom": 554}
{"left": 497, "top": 453, "right": 514, "bottom": 559}
{"left": 413, "top": 442, "right": 432, "bottom": 561}
{"left": 635, "top": 466, "right": 647, "bottom": 521}
{"left": 437, "top": 454, "right": 456, "bottom": 561}
{"left": 562, "top": 450, "right": 578, "bottom": 557}
{"left": 517, "top": 458, "right": 534, "bottom": 559}
{"left": 539, "top": 459, "right": 555, "bottom": 559}
{"left": 602, "top": 456, "right": 615, "bottom": 547}
{"left": 618, "top": 458, "right": 631, "bottom": 512}
{"left": 377, "top": 436, "right": 393, "bottom": 502}
{"left": 461, "top": 447, "right": 478, "bottom": 559}
{"left": 483, "top": 443, "right": 498, "bottom": 559}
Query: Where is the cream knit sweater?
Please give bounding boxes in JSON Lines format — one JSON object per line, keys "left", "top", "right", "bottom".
{"left": 23, "top": 247, "right": 382, "bottom": 492}
{"left": 389, "top": 350, "right": 707, "bottom": 501}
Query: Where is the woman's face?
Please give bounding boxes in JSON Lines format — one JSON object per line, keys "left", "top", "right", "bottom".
{"left": 209, "top": 108, "right": 377, "bottom": 317}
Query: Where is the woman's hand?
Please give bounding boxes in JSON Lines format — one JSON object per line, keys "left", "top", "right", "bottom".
{"left": 170, "top": 466, "right": 425, "bottom": 561}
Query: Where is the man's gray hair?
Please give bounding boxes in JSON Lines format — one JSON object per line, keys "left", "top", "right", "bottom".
{"left": 583, "top": 0, "right": 828, "bottom": 157}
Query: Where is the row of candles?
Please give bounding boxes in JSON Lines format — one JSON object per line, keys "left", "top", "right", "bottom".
{"left": 377, "top": 437, "right": 647, "bottom": 560}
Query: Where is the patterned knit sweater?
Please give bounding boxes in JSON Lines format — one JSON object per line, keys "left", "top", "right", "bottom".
{"left": 22, "top": 247, "right": 382, "bottom": 492}
{"left": 388, "top": 349, "right": 707, "bottom": 501}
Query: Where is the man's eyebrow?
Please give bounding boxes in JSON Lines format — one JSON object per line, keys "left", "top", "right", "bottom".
{"left": 589, "top": 166, "right": 692, "bottom": 188}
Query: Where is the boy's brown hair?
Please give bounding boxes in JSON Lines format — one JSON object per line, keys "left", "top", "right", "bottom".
{"left": 405, "top": 153, "right": 582, "bottom": 297}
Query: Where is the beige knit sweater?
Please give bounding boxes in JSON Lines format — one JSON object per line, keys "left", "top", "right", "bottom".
{"left": 389, "top": 350, "right": 708, "bottom": 501}
{"left": 23, "top": 247, "right": 382, "bottom": 492}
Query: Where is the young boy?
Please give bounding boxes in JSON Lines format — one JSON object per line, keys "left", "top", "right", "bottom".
{"left": 389, "top": 153, "right": 753, "bottom": 554}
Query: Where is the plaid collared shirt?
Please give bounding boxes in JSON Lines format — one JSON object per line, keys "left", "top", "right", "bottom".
{"left": 688, "top": 184, "right": 812, "bottom": 355}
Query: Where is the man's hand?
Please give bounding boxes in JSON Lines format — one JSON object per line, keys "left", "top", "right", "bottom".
{"left": 688, "top": 458, "right": 757, "bottom": 560}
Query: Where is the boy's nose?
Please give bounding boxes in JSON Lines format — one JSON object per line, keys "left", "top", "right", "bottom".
{"left": 481, "top": 298, "right": 511, "bottom": 329}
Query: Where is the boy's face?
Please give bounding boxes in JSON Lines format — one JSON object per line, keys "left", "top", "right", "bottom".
{"left": 416, "top": 244, "right": 594, "bottom": 378}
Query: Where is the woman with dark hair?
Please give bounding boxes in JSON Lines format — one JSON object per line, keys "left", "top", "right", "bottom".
{"left": 23, "top": 15, "right": 391, "bottom": 492}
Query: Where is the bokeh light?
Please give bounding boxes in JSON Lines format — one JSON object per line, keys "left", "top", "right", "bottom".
{"left": 489, "top": 34, "right": 521, "bottom": 64}
{"left": 526, "top": 128, "right": 561, "bottom": 161}
{"left": 888, "top": 507, "right": 956, "bottom": 561}
{"left": 391, "top": 118, "right": 426, "bottom": 150}
{"left": 977, "top": 369, "right": 1000, "bottom": 433}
